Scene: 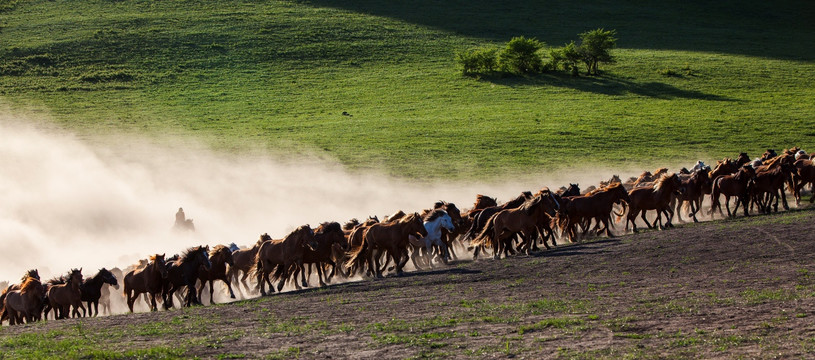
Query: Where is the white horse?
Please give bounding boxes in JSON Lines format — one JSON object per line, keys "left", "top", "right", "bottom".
{"left": 409, "top": 210, "right": 456, "bottom": 267}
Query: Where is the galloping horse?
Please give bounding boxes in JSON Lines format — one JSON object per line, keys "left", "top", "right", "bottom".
{"left": 303, "top": 222, "right": 346, "bottom": 287}
{"left": 80, "top": 268, "right": 118, "bottom": 317}
{"left": 253, "top": 225, "right": 317, "bottom": 295}
{"left": 674, "top": 168, "right": 711, "bottom": 223}
{"left": 124, "top": 254, "right": 168, "bottom": 312}
{"left": 710, "top": 165, "right": 756, "bottom": 218}
{"left": 227, "top": 233, "right": 271, "bottom": 297}
{"left": 346, "top": 213, "right": 427, "bottom": 278}
{"left": 197, "top": 245, "right": 236, "bottom": 305}
{"left": 413, "top": 209, "right": 456, "bottom": 265}
{"left": 432, "top": 201, "right": 465, "bottom": 260}
{"left": 2, "top": 277, "right": 44, "bottom": 325}
{"left": 623, "top": 173, "right": 683, "bottom": 232}
{"left": 464, "top": 192, "right": 533, "bottom": 258}
{"left": 471, "top": 195, "right": 546, "bottom": 259}
{"left": 98, "top": 267, "right": 123, "bottom": 316}
{"left": 344, "top": 217, "right": 380, "bottom": 277}
{"left": 793, "top": 159, "right": 815, "bottom": 204}
{"left": 557, "top": 183, "right": 631, "bottom": 242}
{"left": 163, "top": 246, "right": 212, "bottom": 309}
{"left": 750, "top": 154, "right": 795, "bottom": 213}
{"left": 46, "top": 268, "right": 84, "bottom": 319}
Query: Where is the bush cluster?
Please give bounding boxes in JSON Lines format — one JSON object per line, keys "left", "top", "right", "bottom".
{"left": 456, "top": 29, "right": 617, "bottom": 77}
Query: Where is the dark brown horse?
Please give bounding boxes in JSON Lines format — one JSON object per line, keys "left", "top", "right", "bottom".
{"left": 80, "top": 268, "right": 118, "bottom": 317}
{"left": 303, "top": 221, "right": 346, "bottom": 287}
{"left": 124, "top": 254, "right": 168, "bottom": 312}
{"left": 750, "top": 154, "right": 795, "bottom": 213}
{"left": 346, "top": 213, "right": 427, "bottom": 278}
{"left": 674, "top": 168, "right": 711, "bottom": 223}
{"left": 253, "top": 225, "right": 317, "bottom": 295}
{"left": 344, "top": 217, "right": 380, "bottom": 277}
{"left": 623, "top": 173, "right": 683, "bottom": 232}
{"left": 163, "top": 246, "right": 212, "bottom": 309}
{"left": 197, "top": 245, "right": 236, "bottom": 305}
{"left": 227, "top": 233, "right": 272, "bottom": 297}
{"left": 464, "top": 192, "right": 533, "bottom": 258}
{"left": 710, "top": 165, "right": 756, "bottom": 218}
{"left": 46, "top": 268, "right": 84, "bottom": 319}
{"left": 471, "top": 195, "right": 547, "bottom": 259}
{"left": 557, "top": 183, "right": 631, "bottom": 242}
{"left": 2, "top": 277, "right": 44, "bottom": 325}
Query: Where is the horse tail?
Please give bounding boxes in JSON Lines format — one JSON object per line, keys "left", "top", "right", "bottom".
{"left": 613, "top": 201, "right": 628, "bottom": 223}
{"left": 471, "top": 214, "right": 496, "bottom": 248}
{"left": 461, "top": 213, "right": 480, "bottom": 241}
{"left": 344, "top": 236, "right": 367, "bottom": 276}
{"left": 710, "top": 178, "right": 722, "bottom": 215}
{"left": 249, "top": 243, "right": 267, "bottom": 289}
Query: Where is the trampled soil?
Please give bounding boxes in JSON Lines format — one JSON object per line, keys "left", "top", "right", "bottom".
{"left": 2, "top": 210, "right": 815, "bottom": 359}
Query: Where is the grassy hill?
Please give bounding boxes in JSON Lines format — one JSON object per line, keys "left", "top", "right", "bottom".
{"left": 1, "top": 0, "right": 814, "bottom": 179}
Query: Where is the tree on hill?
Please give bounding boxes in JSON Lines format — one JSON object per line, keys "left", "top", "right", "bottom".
{"left": 578, "top": 28, "right": 617, "bottom": 76}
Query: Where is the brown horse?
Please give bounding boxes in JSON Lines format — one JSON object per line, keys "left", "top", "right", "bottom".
{"left": 2, "top": 277, "right": 44, "bottom": 325}
{"left": 0, "top": 269, "right": 41, "bottom": 323}
{"left": 710, "top": 165, "right": 756, "bottom": 218}
{"left": 633, "top": 168, "right": 668, "bottom": 188}
{"left": 46, "top": 268, "right": 84, "bottom": 319}
{"left": 471, "top": 195, "right": 547, "bottom": 259}
{"left": 750, "top": 154, "right": 795, "bottom": 213}
{"left": 303, "top": 221, "right": 346, "bottom": 287}
{"left": 346, "top": 213, "right": 427, "bottom": 278}
{"left": 163, "top": 246, "right": 212, "bottom": 309}
{"left": 253, "top": 225, "right": 317, "bottom": 295}
{"left": 465, "top": 194, "right": 498, "bottom": 219}
{"left": 793, "top": 159, "right": 815, "bottom": 204}
{"left": 99, "top": 267, "right": 123, "bottom": 316}
{"left": 557, "top": 183, "right": 631, "bottom": 242}
{"left": 674, "top": 168, "right": 711, "bottom": 223}
{"left": 197, "top": 245, "right": 236, "bottom": 305}
{"left": 124, "top": 254, "right": 168, "bottom": 312}
{"left": 622, "top": 173, "right": 683, "bottom": 232}
{"left": 228, "top": 233, "right": 272, "bottom": 297}
{"left": 433, "top": 201, "right": 465, "bottom": 260}
{"left": 344, "top": 217, "right": 380, "bottom": 277}
{"left": 464, "top": 192, "right": 533, "bottom": 258}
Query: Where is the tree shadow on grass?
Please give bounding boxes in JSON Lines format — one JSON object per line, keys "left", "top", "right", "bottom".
{"left": 475, "top": 72, "right": 737, "bottom": 101}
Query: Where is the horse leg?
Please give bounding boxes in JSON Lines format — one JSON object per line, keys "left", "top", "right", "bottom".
{"left": 779, "top": 188, "right": 790, "bottom": 211}
{"left": 640, "top": 210, "right": 653, "bottom": 229}
{"left": 395, "top": 246, "right": 409, "bottom": 276}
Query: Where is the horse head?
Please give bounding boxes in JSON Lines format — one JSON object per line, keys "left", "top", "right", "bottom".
{"left": 100, "top": 268, "right": 119, "bottom": 289}
{"left": 152, "top": 254, "right": 169, "bottom": 279}
{"left": 405, "top": 213, "right": 429, "bottom": 238}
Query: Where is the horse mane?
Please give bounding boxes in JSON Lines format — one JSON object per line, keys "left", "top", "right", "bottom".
{"left": 210, "top": 244, "right": 229, "bottom": 257}
{"left": 343, "top": 218, "right": 360, "bottom": 230}
{"left": 20, "top": 277, "right": 41, "bottom": 293}
{"left": 653, "top": 173, "right": 676, "bottom": 192}
{"left": 178, "top": 246, "right": 205, "bottom": 265}
{"left": 423, "top": 209, "right": 447, "bottom": 222}
{"left": 21, "top": 269, "right": 39, "bottom": 282}
{"left": 317, "top": 221, "right": 342, "bottom": 234}
{"left": 473, "top": 194, "right": 497, "bottom": 207}
{"left": 519, "top": 195, "right": 543, "bottom": 214}
{"left": 433, "top": 200, "right": 447, "bottom": 209}
{"left": 502, "top": 192, "right": 532, "bottom": 208}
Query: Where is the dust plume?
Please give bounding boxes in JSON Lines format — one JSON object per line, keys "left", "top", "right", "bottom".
{"left": 0, "top": 111, "right": 700, "bottom": 288}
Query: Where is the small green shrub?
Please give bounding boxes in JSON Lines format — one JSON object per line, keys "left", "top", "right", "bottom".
{"left": 456, "top": 47, "right": 498, "bottom": 75}
{"left": 498, "top": 36, "right": 544, "bottom": 74}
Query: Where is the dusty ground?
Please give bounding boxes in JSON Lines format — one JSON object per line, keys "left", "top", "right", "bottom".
{"left": 2, "top": 209, "right": 815, "bottom": 359}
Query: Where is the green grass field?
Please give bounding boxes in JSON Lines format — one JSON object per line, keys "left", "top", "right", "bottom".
{"left": 1, "top": 0, "right": 814, "bottom": 179}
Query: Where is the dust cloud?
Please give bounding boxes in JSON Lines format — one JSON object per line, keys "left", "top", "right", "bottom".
{"left": 0, "top": 111, "right": 689, "bottom": 286}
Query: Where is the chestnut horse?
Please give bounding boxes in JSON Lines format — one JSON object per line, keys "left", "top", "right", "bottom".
{"left": 197, "top": 245, "right": 236, "bottom": 305}
{"left": 750, "top": 154, "right": 794, "bottom": 213}
{"left": 163, "top": 246, "right": 212, "bottom": 309}
{"left": 80, "top": 268, "right": 118, "bottom": 317}
{"left": 793, "top": 159, "right": 815, "bottom": 204}
{"left": 253, "top": 225, "right": 317, "bottom": 295}
{"left": 344, "top": 217, "right": 380, "bottom": 277}
{"left": 557, "top": 183, "right": 631, "bottom": 242}
{"left": 346, "top": 213, "right": 427, "bottom": 278}
{"left": 622, "top": 173, "right": 683, "bottom": 232}
{"left": 228, "top": 233, "right": 272, "bottom": 297}
{"left": 124, "top": 254, "right": 168, "bottom": 312}
{"left": 2, "top": 277, "right": 44, "bottom": 325}
{"left": 471, "top": 195, "right": 546, "bottom": 259}
{"left": 710, "top": 165, "right": 756, "bottom": 218}
{"left": 674, "top": 168, "right": 711, "bottom": 223}
{"left": 464, "top": 192, "right": 533, "bottom": 258}
{"left": 46, "top": 268, "right": 84, "bottom": 319}
{"left": 303, "top": 221, "right": 346, "bottom": 287}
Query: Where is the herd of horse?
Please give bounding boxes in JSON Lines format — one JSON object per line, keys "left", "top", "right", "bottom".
{"left": 2, "top": 146, "right": 815, "bottom": 326}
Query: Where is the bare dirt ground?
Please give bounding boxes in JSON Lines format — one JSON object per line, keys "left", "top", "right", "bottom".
{"left": 2, "top": 209, "right": 815, "bottom": 359}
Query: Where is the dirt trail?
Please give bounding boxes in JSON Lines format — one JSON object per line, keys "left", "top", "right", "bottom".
{"left": 2, "top": 208, "right": 815, "bottom": 359}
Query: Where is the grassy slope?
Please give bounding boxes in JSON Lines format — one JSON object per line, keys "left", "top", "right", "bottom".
{"left": 1, "top": 0, "right": 814, "bottom": 179}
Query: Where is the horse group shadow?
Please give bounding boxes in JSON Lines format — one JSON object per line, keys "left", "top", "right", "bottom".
{"left": 527, "top": 238, "right": 621, "bottom": 258}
